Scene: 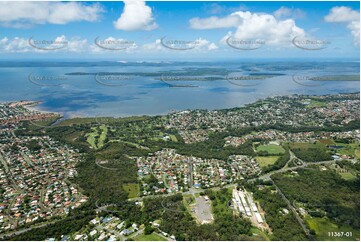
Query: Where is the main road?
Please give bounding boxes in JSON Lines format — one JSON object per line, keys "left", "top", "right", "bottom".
{"left": 249, "top": 150, "right": 338, "bottom": 182}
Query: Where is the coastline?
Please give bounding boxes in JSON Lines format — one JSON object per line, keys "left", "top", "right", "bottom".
{"left": 2, "top": 91, "right": 359, "bottom": 122}
{"left": 23, "top": 101, "right": 48, "bottom": 113}
{"left": 22, "top": 101, "right": 65, "bottom": 125}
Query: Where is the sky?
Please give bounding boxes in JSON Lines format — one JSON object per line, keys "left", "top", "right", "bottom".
{"left": 0, "top": 1, "right": 359, "bottom": 60}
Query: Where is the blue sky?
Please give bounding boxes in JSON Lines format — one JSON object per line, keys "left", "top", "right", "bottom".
{"left": 0, "top": 1, "right": 359, "bottom": 60}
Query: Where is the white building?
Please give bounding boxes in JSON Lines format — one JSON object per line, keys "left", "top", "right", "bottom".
{"left": 255, "top": 212, "right": 264, "bottom": 224}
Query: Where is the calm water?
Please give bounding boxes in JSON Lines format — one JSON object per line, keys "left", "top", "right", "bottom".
{"left": 0, "top": 61, "right": 359, "bottom": 118}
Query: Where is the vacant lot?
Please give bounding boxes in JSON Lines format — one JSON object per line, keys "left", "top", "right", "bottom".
{"left": 318, "top": 139, "right": 334, "bottom": 145}
{"left": 290, "top": 142, "right": 325, "bottom": 149}
{"left": 194, "top": 196, "right": 213, "bottom": 224}
{"left": 256, "top": 156, "right": 280, "bottom": 167}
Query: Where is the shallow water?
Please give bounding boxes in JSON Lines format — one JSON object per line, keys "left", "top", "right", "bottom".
{"left": 0, "top": 61, "right": 359, "bottom": 118}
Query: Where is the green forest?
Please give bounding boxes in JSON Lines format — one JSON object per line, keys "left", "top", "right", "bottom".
{"left": 272, "top": 169, "right": 360, "bottom": 231}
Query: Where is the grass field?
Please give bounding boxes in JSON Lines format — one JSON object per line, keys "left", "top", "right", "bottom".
{"left": 256, "top": 156, "right": 280, "bottom": 167}
{"left": 305, "top": 216, "right": 360, "bottom": 241}
{"left": 85, "top": 125, "right": 108, "bottom": 149}
{"left": 307, "top": 100, "right": 327, "bottom": 108}
{"left": 256, "top": 144, "right": 285, "bottom": 155}
{"left": 121, "top": 141, "right": 150, "bottom": 150}
{"left": 339, "top": 172, "right": 357, "bottom": 180}
{"left": 170, "top": 134, "right": 178, "bottom": 142}
{"left": 133, "top": 233, "right": 166, "bottom": 241}
{"left": 123, "top": 183, "right": 140, "bottom": 198}
{"left": 355, "top": 147, "right": 360, "bottom": 159}
{"left": 317, "top": 139, "right": 334, "bottom": 145}
{"left": 86, "top": 127, "right": 98, "bottom": 149}
{"left": 97, "top": 125, "right": 108, "bottom": 148}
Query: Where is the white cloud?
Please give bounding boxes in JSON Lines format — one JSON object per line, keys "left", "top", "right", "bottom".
{"left": 92, "top": 37, "right": 138, "bottom": 52}
{"left": 325, "top": 6, "right": 360, "bottom": 44}
{"left": 0, "top": 2, "right": 103, "bottom": 27}
{"left": 347, "top": 21, "right": 360, "bottom": 44}
{"left": 204, "top": 3, "right": 227, "bottom": 15}
{"left": 0, "top": 37, "right": 8, "bottom": 45}
{"left": 203, "top": 3, "right": 248, "bottom": 15}
{"left": 0, "top": 35, "right": 215, "bottom": 54}
{"left": 62, "top": 36, "right": 88, "bottom": 52}
{"left": 0, "top": 36, "right": 89, "bottom": 53}
{"left": 2, "top": 37, "right": 31, "bottom": 52}
{"left": 207, "top": 42, "right": 218, "bottom": 51}
{"left": 233, "top": 11, "right": 305, "bottom": 44}
{"left": 190, "top": 11, "right": 305, "bottom": 45}
{"left": 141, "top": 37, "right": 217, "bottom": 52}
{"left": 274, "top": 7, "right": 292, "bottom": 19}
{"left": 193, "top": 38, "right": 218, "bottom": 51}
{"left": 274, "top": 7, "right": 305, "bottom": 19}
{"left": 324, "top": 6, "right": 359, "bottom": 22}
{"left": 142, "top": 39, "right": 163, "bottom": 51}
{"left": 114, "top": 0, "right": 158, "bottom": 31}
{"left": 220, "top": 32, "right": 233, "bottom": 45}
{"left": 189, "top": 15, "right": 241, "bottom": 29}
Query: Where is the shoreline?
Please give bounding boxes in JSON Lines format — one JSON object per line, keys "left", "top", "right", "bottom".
{"left": 21, "top": 101, "right": 65, "bottom": 125}
{"left": 3, "top": 91, "right": 359, "bottom": 122}
{"left": 22, "top": 101, "right": 60, "bottom": 115}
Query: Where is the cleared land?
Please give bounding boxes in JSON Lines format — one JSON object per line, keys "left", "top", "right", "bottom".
{"left": 123, "top": 183, "right": 140, "bottom": 198}
{"left": 255, "top": 156, "right": 279, "bottom": 167}
{"left": 289, "top": 142, "right": 325, "bottom": 149}
{"left": 194, "top": 196, "right": 213, "bottom": 224}
{"left": 317, "top": 139, "right": 334, "bottom": 145}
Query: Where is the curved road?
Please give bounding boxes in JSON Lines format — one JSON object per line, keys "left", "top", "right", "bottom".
{"left": 250, "top": 150, "right": 338, "bottom": 182}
